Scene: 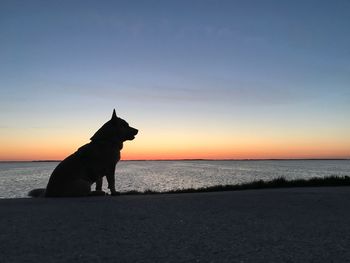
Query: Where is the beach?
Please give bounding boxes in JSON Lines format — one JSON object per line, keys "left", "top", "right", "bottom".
{"left": 1, "top": 187, "right": 350, "bottom": 262}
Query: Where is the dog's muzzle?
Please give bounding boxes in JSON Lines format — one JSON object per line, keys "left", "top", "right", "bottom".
{"left": 128, "top": 128, "right": 138, "bottom": 140}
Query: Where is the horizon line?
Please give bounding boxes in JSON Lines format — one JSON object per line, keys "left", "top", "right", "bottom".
{"left": 0, "top": 158, "right": 349, "bottom": 163}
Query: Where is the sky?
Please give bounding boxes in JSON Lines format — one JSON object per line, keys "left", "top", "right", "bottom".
{"left": 0, "top": 0, "right": 349, "bottom": 160}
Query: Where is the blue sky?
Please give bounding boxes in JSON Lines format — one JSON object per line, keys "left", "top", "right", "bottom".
{"left": 0, "top": 0, "right": 349, "bottom": 159}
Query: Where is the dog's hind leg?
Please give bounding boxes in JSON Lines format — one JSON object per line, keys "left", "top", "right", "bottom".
{"left": 72, "top": 179, "right": 92, "bottom": 196}
{"left": 54, "top": 179, "right": 92, "bottom": 197}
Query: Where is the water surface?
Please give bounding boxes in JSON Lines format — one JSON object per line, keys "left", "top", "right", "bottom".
{"left": 0, "top": 160, "right": 349, "bottom": 198}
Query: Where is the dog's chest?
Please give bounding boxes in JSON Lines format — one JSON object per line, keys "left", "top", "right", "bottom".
{"left": 78, "top": 143, "right": 120, "bottom": 165}
{"left": 95, "top": 144, "right": 120, "bottom": 164}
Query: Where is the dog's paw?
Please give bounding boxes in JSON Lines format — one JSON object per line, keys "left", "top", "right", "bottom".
{"left": 90, "top": 190, "right": 107, "bottom": 196}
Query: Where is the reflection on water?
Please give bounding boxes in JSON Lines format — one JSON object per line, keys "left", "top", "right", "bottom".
{"left": 0, "top": 160, "right": 349, "bottom": 198}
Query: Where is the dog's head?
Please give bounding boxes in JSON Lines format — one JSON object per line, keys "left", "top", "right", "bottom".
{"left": 90, "top": 109, "right": 138, "bottom": 143}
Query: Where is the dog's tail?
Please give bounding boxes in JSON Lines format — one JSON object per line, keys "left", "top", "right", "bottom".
{"left": 28, "top": 188, "right": 46, "bottom": 198}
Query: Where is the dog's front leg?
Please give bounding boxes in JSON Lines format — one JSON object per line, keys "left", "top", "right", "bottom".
{"left": 106, "top": 170, "right": 119, "bottom": 196}
{"left": 95, "top": 177, "right": 103, "bottom": 191}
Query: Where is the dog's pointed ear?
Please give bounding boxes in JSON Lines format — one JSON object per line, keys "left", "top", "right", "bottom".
{"left": 111, "top": 109, "right": 117, "bottom": 120}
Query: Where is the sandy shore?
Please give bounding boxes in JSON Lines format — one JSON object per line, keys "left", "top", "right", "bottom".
{"left": 1, "top": 187, "right": 350, "bottom": 262}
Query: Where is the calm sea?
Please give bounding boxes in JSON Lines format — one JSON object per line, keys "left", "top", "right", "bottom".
{"left": 0, "top": 160, "right": 349, "bottom": 198}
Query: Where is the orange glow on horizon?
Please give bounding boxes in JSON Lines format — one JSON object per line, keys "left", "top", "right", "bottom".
{"left": 1, "top": 143, "right": 348, "bottom": 161}
{"left": 1, "top": 150, "right": 349, "bottom": 161}
{"left": 0, "top": 129, "right": 349, "bottom": 161}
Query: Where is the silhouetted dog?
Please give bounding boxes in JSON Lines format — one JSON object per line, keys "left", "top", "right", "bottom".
{"left": 29, "top": 110, "right": 138, "bottom": 197}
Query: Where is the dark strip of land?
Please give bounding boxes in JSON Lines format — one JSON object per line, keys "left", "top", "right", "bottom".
{"left": 122, "top": 175, "right": 350, "bottom": 195}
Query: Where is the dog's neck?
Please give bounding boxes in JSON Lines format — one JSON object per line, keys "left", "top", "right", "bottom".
{"left": 91, "top": 139, "right": 123, "bottom": 150}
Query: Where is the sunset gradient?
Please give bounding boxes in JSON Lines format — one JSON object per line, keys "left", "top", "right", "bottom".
{"left": 1, "top": 1, "right": 349, "bottom": 161}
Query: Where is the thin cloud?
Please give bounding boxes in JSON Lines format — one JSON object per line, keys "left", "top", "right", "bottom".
{"left": 115, "top": 84, "right": 312, "bottom": 106}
